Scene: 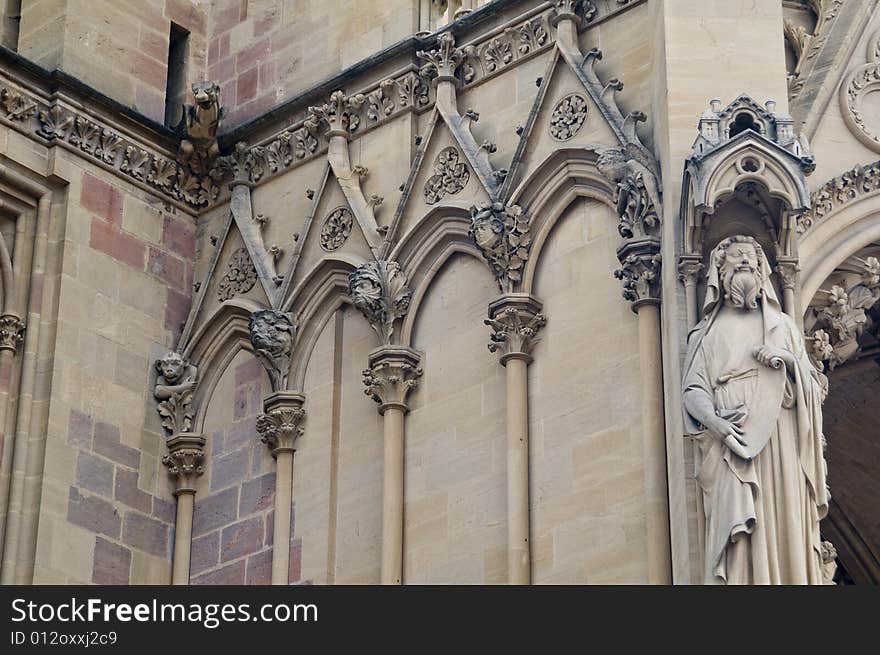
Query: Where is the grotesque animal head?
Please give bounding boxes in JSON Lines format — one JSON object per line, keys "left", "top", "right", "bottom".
{"left": 191, "top": 81, "right": 220, "bottom": 109}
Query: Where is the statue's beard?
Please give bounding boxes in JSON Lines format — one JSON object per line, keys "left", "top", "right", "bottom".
{"left": 723, "top": 268, "right": 761, "bottom": 310}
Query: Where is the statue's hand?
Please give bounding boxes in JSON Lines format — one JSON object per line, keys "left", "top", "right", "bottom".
{"left": 753, "top": 345, "right": 794, "bottom": 370}
{"left": 705, "top": 414, "right": 745, "bottom": 445}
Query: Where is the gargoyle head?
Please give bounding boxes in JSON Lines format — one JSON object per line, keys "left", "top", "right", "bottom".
{"left": 192, "top": 81, "right": 220, "bottom": 109}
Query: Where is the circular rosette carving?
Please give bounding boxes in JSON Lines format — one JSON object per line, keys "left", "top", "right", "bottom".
{"left": 217, "top": 247, "right": 257, "bottom": 301}
{"left": 549, "top": 93, "right": 588, "bottom": 141}
{"left": 839, "top": 31, "right": 880, "bottom": 153}
{"left": 320, "top": 206, "right": 354, "bottom": 252}
{"left": 424, "top": 147, "right": 470, "bottom": 205}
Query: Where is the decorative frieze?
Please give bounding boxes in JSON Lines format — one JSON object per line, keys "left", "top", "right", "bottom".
{"left": 0, "top": 314, "right": 25, "bottom": 353}
{"left": 319, "top": 207, "right": 354, "bottom": 252}
{"left": 248, "top": 309, "right": 296, "bottom": 391}
{"left": 799, "top": 159, "right": 880, "bottom": 232}
{"left": 348, "top": 260, "right": 412, "bottom": 345}
{"left": 217, "top": 247, "right": 258, "bottom": 301}
{"left": 0, "top": 80, "right": 217, "bottom": 210}
{"left": 485, "top": 294, "right": 546, "bottom": 365}
{"left": 153, "top": 351, "right": 198, "bottom": 437}
{"left": 362, "top": 346, "right": 422, "bottom": 414}
{"left": 424, "top": 146, "right": 470, "bottom": 205}
{"left": 549, "top": 93, "right": 589, "bottom": 141}
{"left": 469, "top": 202, "right": 531, "bottom": 293}
{"left": 256, "top": 391, "right": 306, "bottom": 456}
{"left": 162, "top": 433, "right": 206, "bottom": 495}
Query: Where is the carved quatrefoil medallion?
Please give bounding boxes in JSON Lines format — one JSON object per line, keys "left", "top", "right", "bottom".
{"left": 217, "top": 247, "right": 258, "bottom": 301}
{"left": 320, "top": 206, "right": 354, "bottom": 251}
{"left": 549, "top": 93, "right": 588, "bottom": 141}
{"left": 424, "top": 147, "right": 470, "bottom": 205}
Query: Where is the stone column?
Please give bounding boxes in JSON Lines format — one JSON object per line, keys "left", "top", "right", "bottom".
{"left": 163, "top": 433, "right": 205, "bottom": 585}
{"left": 776, "top": 257, "right": 800, "bottom": 319}
{"left": 485, "top": 294, "right": 545, "bottom": 585}
{"left": 615, "top": 241, "right": 672, "bottom": 584}
{"left": 256, "top": 391, "right": 305, "bottom": 586}
{"left": 677, "top": 257, "right": 703, "bottom": 330}
{"left": 363, "top": 346, "right": 422, "bottom": 585}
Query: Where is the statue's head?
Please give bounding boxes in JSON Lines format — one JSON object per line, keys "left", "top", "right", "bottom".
{"left": 249, "top": 310, "right": 295, "bottom": 355}
{"left": 156, "top": 351, "right": 186, "bottom": 383}
{"left": 191, "top": 81, "right": 220, "bottom": 108}
{"left": 713, "top": 235, "right": 767, "bottom": 310}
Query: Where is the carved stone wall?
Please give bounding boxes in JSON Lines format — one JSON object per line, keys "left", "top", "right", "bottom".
{"left": 3, "top": 0, "right": 880, "bottom": 587}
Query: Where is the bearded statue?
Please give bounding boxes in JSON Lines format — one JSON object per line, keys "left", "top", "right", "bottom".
{"left": 682, "top": 235, "right": 829, "bottom": 584}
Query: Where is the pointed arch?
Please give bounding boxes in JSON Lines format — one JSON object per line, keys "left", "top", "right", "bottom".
{"left": 509, "top": 147, "right": 617, "bottom": 293}
{"left": 389, "top": 204, "right": 485, "bottom": 346}
{"left": 183, "top": 298, "right": 268, "bottom": 433}
{"left": 284, "top": 255, "right": 362, "bottom": 390}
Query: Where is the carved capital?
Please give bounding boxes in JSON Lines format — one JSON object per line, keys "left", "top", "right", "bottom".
{"left": 307, "top": 89, "right": 366, "bottom": 138}
{"left": 0, "top": 314, "right": 25, "bottom": 353}
{"left": 248, "top": 310, "right": 296, "bottom": 392}
{"left": 348, "top": 260, "right": 412, "bottom": 346}
{"left": 677, "top": 256, "right": 704, "bottom": 288}
{"left": 468, "top": 202, "right": 532, "bottom": 294}
{"left": 485, "top": 294, "right": 546, "bottom": 365}
{"left": 154, "top": 351, "right": 198, "bottom": 437}
{"left": 775, "top": 257, "right": 801, "bottom": 291}
{"left": 614, "top": 238, "right": 662, "bottom": 311}
{"left": 214, "top": 141, "right": 260, "bottom": 186}
{"left": 362, "top": 346, "right": 422, "bottom": 414}
{"left": 256, "top": 391, "right": 305, "bottom": 456}
{"left": 417, "top": 32, "right": 465, "bottom": 85}
{"left": 162, "top": 433, "right": 206, "bottom": 495}
{"left": 550, "top": 0, "right": 595, "bottom": 28}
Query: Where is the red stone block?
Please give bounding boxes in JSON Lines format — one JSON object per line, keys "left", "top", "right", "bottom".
{"left": 75, "top": 451, "right": 114, "bottom": 498}
{"left": 219, "top": 79, "right": 237, "bottom": 109}
{"left": 258, "top": 61, "right": 276, "bottom": 90}
{"left": 122, "top": 511, "right": 169, "bottom": 558}
{"left": 148, "top": 247, "right": 187, "bottom": 292}
{"left": 239, "top": 472, "right": 275, "bottom": 516}
{"left": 164, "top": 288, "right": 192, "bottom": 334}
{"left": 131, "top": 50, "right": 168, "bottom": 92}
{"left": 94, "top": 422, "right": 140, "bottom": 469}
{"left": 81, "top": 173, "right": 123, "bottom": 225}
{"left": 220, "top": 516, "right": 264, "bottom": 562}
{"left": 190, "top": 531, "right": 219, "bottom": 576}
{"left": 208, "top": 56, "right": 235, "bottom": 85}
{"left": 67, "top": 487, "right": 121, "bottom": 538}
{"left": 92, "top": 537, "right": 132, "bottom": 585}
{"left": 90, "top": 218, "right": 147, "bottom": 271}
{"left": 153, "top": 496, "right": 176, "bottom": 524}
{"left": 236, "top": 67, "right": 259, "bottom": 103}
{"left": 127, "top": 2, "right": 167, "bottom": 34}
{"left": 236, "top": 38, "right": 270, "bottom": 74}
{"left": 162, "top": 216, "right": 196, "bottom": 259}
{"left": 192, "top": 487, "right": 238, "bottom": 537}
{"left": 164, "top": 0, "right": 207, "bottom": 34}
{"left": 68, "top": 408, "right": 94, "bottom": 449}
{"left": 192, "top": 559, "right": 245, "bottom": 585}
{"left": 245, "top": 549, "right": 272, "bottom": 585}
{"left": 210, "top": 447, "right": 249, "bottom": 492}
{"left": 139, "top": 27, "right": 169, "bottom": 63}
{"left": 254, "top": 8, "right": 278, "bottom": 38}
{"left": 115, "top": 468, "right": 153, "bottom": 513}
{"left": 212, "top": 3, "right": 240, "bottom": 33}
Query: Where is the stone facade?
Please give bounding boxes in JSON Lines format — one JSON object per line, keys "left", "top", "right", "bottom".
{"left": 0, "top": 0, "right": 878, "bottom": 585}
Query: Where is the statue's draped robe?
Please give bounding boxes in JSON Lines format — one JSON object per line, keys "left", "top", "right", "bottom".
{"left": 683, "top": 303, "right": 829, "bottom": 584}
